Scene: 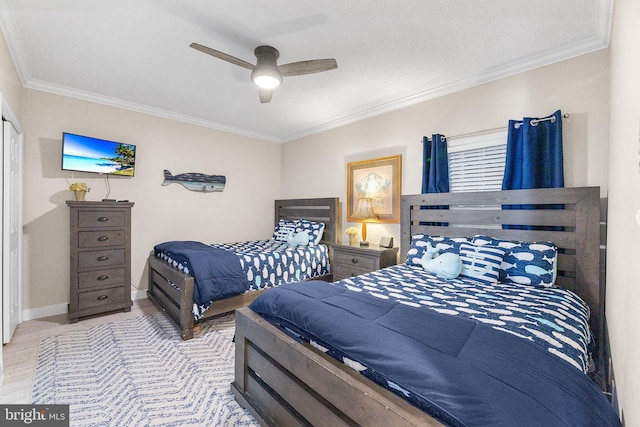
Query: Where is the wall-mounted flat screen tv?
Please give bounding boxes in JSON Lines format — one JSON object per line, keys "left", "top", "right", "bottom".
{"left": 61, "top": 132, "right": 136, "bottom": 176}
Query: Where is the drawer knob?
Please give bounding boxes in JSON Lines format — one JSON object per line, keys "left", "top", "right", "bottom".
{"left": 97, "top": 256, "right": 109, "bottom": 261}
{"left": 351, "top": 258, "right": 358, "bottom": 264}
{"left": 97, "top": 236, "right": 109, "bottom": 242}
{"left": 97, "top": 275, "right": 109, "bottom": 281}
{"left": 97, "top": 217, "right": 109, "bottom": 222}
{"left": 97, "top": 295, "right": 109, "bottom": 301}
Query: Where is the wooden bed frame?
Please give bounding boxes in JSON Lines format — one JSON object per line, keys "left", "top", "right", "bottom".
{"left": 147, "top": 197, "right": 341, "bottom": 340}
{"left": 232, "top": 187, "right": 604, "bottom": 426}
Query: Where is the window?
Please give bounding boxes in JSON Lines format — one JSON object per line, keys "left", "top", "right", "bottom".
{"left": 447, "top": 130, "right": 507, "bottom": 193}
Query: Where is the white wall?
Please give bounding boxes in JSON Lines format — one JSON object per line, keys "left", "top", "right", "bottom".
{"left": 606, "top": 0, "right": 640, "bottom": 424}
{"left": 21, "top": 89, "right": 281, "bottom": 312}
{"left": 282, "top": 50, "right": 611, "bottom": 247}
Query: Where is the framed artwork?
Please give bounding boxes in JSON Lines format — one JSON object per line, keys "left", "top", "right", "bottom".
{"left": 347, "top": 154, "right": 402, "bottom": 223}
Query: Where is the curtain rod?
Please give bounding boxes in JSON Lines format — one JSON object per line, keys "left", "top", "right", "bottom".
{"left": 422, "top": 113, "right": 570, "bottom": 142}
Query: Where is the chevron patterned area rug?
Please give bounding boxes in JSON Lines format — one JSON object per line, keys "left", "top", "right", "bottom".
{"left": 32, "top": 312, "right": 259, "bottom": 427}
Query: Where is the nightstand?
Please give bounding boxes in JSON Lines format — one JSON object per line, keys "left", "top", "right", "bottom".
{"left": 332, "top": 243, "right": 399, "bottom": 281}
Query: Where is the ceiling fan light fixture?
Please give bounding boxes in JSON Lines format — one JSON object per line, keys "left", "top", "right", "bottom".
{"left": 190, "top": 42, "right": 337, "bottom": 103}
{"left": 251, "top": 67, "right": 283, "bottom": 89}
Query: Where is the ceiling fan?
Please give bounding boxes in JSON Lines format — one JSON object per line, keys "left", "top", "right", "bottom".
{"left": 190, "top": 42, "right": 337, "bottom": 103}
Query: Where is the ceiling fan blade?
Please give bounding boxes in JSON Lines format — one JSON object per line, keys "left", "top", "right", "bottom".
{"left": 279, "top": 58, "right": 337, "bottom": 77}
{"left": 259, "top": 88, "right": 273, "bottom": 103}
{"left": 189, "top": 42, "right": 255, "bottom": 71}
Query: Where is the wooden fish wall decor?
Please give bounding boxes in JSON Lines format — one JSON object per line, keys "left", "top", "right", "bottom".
{"left": 162, "top": 170, "right": 226, "bottom": 192}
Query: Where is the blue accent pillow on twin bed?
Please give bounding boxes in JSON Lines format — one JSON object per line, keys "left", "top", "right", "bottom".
{"left": 273, "top": 219, "right": 325, "bottom": 245}
{"left": 472, "top": 235, "right": 558, "bottom": 287}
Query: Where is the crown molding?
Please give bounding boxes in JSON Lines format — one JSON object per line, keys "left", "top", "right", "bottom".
{"left": 24, "top": 79, "right": 282, "bottom": 143}
{"left": 281, "top": 34, "right": 610, "bottom": 143}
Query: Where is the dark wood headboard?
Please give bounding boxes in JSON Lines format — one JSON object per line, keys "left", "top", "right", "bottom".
{"left": 274, "top": 197, "right": 342, "bottom": 248}
{"left": 400, "top": 187, "right": 603, "bottom": 373}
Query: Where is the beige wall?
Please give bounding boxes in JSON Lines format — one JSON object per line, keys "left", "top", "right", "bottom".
{"left": 606, "top": 0, "right": 640, "bottom": 424}
{"left": 21, "top": 89, "right": 281, "bottom": 312}
{"left": 282, "top": 49, "right": 611, "bottom": 247}
{"left": 0, "top": 28, "right": 22, "bottom": 119}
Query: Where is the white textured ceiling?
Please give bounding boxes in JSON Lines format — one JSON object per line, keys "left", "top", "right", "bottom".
{"left": 0, "top": 0, "right": 612, "bottom": 142}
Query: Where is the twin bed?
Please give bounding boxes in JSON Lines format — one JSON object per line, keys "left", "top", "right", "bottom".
{"left": 230, "top": 187, "right": 620, "bottom": 426}
{"left": 147, "top": 197, "right": 340, "bottom": 339}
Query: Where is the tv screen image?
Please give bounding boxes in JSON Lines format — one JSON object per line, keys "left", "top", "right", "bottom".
{"left": 62, "top": 132, "right": 136, "bottom": 176}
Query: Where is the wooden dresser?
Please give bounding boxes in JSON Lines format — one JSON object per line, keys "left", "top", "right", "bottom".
{"left": 67, "top": 201, "right": 134, "bottom": 322}
{"left": 332, "top": 243, "right": 399, "bottom": 281}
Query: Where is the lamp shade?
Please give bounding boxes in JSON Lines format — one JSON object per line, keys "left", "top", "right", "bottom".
{"left": 352, "top": 198, "right": 377, "bottom": 245}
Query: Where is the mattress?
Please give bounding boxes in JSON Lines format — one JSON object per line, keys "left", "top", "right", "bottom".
{"left": 335, "top": 263, "right": 592, "bottom": 372}
{"left": 248, "top": 264, "right": 619, "bottom": 426}
{"left": 155, "top": 239, "right": 330, "bottom": 319}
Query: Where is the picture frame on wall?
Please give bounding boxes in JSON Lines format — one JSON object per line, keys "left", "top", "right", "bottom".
{"left": 347, "top": 154, "right": 402, "bottom": 223}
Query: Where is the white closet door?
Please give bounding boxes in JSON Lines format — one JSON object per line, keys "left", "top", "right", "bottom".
{"left": 3, "top": 119, "right": 22, "bottom": 344}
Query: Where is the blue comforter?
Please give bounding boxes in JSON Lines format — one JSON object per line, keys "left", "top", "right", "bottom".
{"left": 154, "top": 241, "right": 246, "bottom": 305}
{"left": 249, "top": 281, "right": 620, "bottom": 427}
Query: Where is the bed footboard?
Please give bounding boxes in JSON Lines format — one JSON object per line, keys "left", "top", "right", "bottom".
{"left": 147, "top": 255, "right": 195, "bottom": 339}
{"left": 231, "top": 307, "right": 442, "bottom": 427}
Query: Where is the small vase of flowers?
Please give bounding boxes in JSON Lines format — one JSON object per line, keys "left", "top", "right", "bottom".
{"left": 69, "top": 182, "right": 90, "bottom": 201}
{"left": 345, "top": 226, "right": 359, "bottom": 244}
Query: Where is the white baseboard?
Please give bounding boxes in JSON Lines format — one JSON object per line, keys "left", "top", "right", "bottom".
{"left": 22, "top": 287, "right": 149, "bottom": 321}
{"left": 132, "top": 289, "right": 148, "bottom": 300}
{"left": 22, "top": 303, "right": 68, "bottom": 321}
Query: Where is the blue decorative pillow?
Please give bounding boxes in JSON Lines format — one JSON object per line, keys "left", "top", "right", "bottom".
{"left": 406, "top": 234, "right": 471, "bottom": 267}
{"left": 472, "top": 235, "right": 558, "bottom": 287}
{"left": 273, "top": 220, "right": 297, "bottom": 242}
{"left": 295, "top": 219, "right": 325, "bottom": 245}
{"left": 458, "top": 243, "right": 508, "bottom": 284}
{"left": 287, "top": 231, "right": 310, "bottom": 247}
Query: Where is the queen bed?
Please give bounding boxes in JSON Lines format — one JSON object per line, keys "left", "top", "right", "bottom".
{"left": 147, "top": 197, "right": 340, "bottom": 340}
{"left": 231, "top": 187, "right": 620, "bottom": 426}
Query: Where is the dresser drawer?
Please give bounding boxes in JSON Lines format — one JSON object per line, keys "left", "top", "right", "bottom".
{"left": 78, "top": 286, "right": 125, "bottom": 310}
{"left": 78, "top": 267, "right": 125, "bottom": 289}
{"left": 78, "top": 210, "right": 126, "bottom": 228}
{"left": 78, "top": 249, "right": 125, "bottom": 268}
{"left": 334, "top": 251, "right": 376, "bottom": 271}
{"left": 79, "top": 230, "right": 125, "bottom": 248}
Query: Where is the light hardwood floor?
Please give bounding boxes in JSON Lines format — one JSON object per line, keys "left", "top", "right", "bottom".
{"left": 0, "top": 298, "right": 160, "bottom": 404}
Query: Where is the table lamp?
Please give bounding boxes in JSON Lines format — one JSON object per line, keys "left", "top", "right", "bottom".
{"left": 353, "top": 198, "right": 377, "bottom": 246}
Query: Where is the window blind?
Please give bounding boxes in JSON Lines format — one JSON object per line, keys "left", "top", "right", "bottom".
{"left": 447, "top": 130, "right": 507, "bottom": 193}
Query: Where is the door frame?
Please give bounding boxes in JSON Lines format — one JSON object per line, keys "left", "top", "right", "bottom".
{"left": 0, "top": 93, "right": 24, "bottom": 381}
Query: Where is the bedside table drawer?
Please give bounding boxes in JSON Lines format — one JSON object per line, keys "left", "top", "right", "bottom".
{"left": 79, "top": 230, "right": 125, "bottom": 248}
{"left": 78, "top": 249, "right": 125, "bottom": 268}
{"left": 78, "top": 210, "right": 126, "bottom": 228}
{"left": 334, "top": 251, "right": 376, "bottom": 270}
{"left": 78, "top": 267, "right": 125, "bottom": 289}
{"left": 334, "top": 265, "right": 371, "bottom": 280}
{"left": 79, "top": 286, "right": 125, "bottom": 310}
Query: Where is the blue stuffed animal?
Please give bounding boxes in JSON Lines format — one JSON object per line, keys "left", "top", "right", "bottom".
{"left": 418, "top": 242, "right": 462, "bottom": 280}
